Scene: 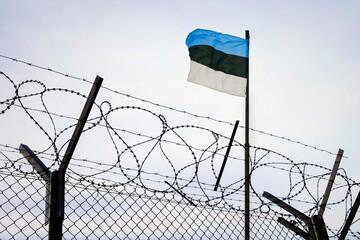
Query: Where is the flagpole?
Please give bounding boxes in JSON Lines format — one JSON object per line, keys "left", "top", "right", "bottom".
{"left": 244, "top": 30, "right": 250, "bottom": 240}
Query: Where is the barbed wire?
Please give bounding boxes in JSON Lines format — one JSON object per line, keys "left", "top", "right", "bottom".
{"left": 0, "top": 147, "right": 328, "bottom": 209}
{"left": 1, "top": 69, "right": 357, "bottom": 203}
{"left": 0, "top": 54, "right": 345, "bottom": 158}
{"left": 3, "top": 141, "right": 353, "bottom": 211}
{"left": 1, "top": 154, "right": 359, "bottom": 239}
{"left": 1, "top": 62, "right": 359, "bottom": 238}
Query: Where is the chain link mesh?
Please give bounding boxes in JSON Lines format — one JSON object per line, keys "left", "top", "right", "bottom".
{"left": 2, "top": 158, "right": 311, "bottom": 239}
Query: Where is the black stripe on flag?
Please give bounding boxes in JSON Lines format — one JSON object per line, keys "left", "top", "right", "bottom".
{"left": 188, "top": 45, "right": 248, "bottom": 78}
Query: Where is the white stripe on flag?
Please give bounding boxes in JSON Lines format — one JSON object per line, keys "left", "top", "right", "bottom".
{"left": 187, "top": 61, "right": 247, "bottom": 97}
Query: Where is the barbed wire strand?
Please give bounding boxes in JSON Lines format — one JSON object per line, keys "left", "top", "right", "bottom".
{"left": 0, "top": 54, "right": 345, "bottom": 158}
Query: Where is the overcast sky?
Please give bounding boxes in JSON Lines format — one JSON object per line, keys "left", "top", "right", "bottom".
{"left": 1, "top": 0, "right": 359, "bottom": 235}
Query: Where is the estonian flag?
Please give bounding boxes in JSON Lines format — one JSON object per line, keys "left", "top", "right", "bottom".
{"left": 186, "top": 29, "right": 249, "bottom": 97}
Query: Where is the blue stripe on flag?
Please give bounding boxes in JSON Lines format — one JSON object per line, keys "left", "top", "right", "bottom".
{"left": 186, "top": 29, "right": 249, "bottom": 58}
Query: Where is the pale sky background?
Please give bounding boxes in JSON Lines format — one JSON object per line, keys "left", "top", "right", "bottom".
{"left": 1, "top": 0, "right": 359, "bottom": 237}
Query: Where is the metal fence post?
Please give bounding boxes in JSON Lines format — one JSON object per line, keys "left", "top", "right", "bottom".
{"left": 318, "top": 149, "right": 344, "bottom": 217}
{"left": 48, "top": 75, "right": 103, "bottom": 239}
{"left": 263, "top": 191, "right": 331, "bottom": 239}
{"left": 214, "top": 120, "right": 239, "bottom": 191}
{"left": 339, "top": 191, "right": 360, "bottom": 240}
{"left": 49, "top": 170, "right": 64, "bottom": 240}
{"left": 311, "top": 215, "right": 329, "bottom": 240}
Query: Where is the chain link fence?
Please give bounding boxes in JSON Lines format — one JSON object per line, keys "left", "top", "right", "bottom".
{"left": 2, "top": 157, "right": 308, "bottom": 239}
